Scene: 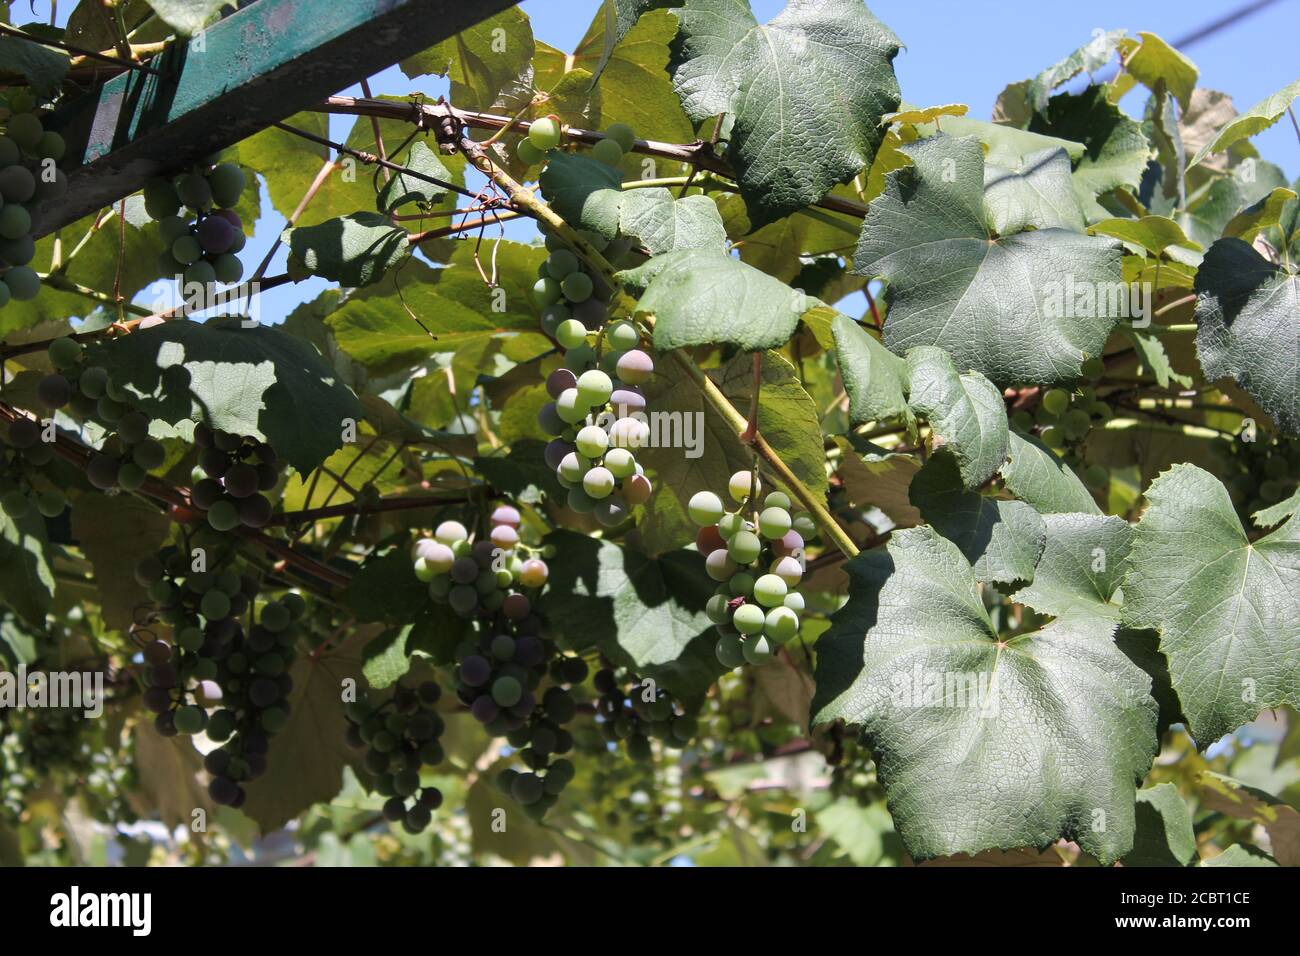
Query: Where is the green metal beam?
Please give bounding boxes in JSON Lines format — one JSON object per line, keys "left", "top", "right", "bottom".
{"left": 32, "top": 0, "right": 516, "bottom": 237}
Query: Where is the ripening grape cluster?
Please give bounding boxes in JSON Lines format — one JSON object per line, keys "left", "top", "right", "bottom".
{"left": 1217, "top": 434, "right": 1300, "bottom": 518}
{"left": 344, "top": 681, "right": 447, "bottom": 834}
{"left": 1012, "top": 358, "right": 1110, "bottom": 488}
{"left": 688, "top": 471, "right": 814, "bottom": 667}
{"left": 0, "top": 92, "right": 67, "bottom": 311}
{"left": 142, "top": 160, "right": 247, "bottom": 290}
{"left": 413, "top": 507, "right": 549, "bottom": 617}
{"left": 516, "top": 113, "right": 636, "bottom": 171}
{"left": 591, "top": 667, "right": 697, "bottom": 758}
{"left": 38, "top": 334, "right": 176, "bottom": 494}
{"left": 136, "top": 545, "right": 306, "bottom": 809}
{"left": 188, "top": 423, "right": 280, "bottom": 531}
{"left": 0, "top": 417, "right": 65, "bottom": 519}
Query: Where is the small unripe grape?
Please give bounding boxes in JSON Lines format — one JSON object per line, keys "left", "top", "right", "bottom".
{"left": 705, "top": 549, "right": 737, "bottom": 582}
{"left": 519, "top": 559, "right": 549, "bottom": 588}
{"left": 688, "top": 490, "right": 725, "bottom": 526}
{"left": 717, "top": 512, "right": 745, "bottom": 539}
{"left": 590, "top": 138, "right": 624, "bottom": 166}
{"left": 491, "top": 504, "right": 521, "bottom": 528}
{"left": 555, "top": 387, "right": 589, "bottom": 425}
{"left": 555, "top": 318, "right": 588, "bottom": 350}
{"left": 608, "top": 416, "right": 648, "bottom": 449}
{"left": 117, "top": 462, "right": 147, "bottom": 491}
{"left": 770, "top": 555, "right": 804, "bottom": 588}
{"left": 547, "top": 249, "right": 578, "bottom": 278}
{"left": 1083, "top": 464, "right": 1108, "bottom": 487}
{"left": 732, "top": 603, "right": 765, "bottom": 635}
{"left": 576, "top": 368, "right": 613, "bottom": 407}
{"left": 772, "top": 529, "right": 804, "bottom": 559}
{"left": 605, "top": 122, "right": 636, "bottom": 152}
{"left": 729, "top": 572, "right": 754, "bottom": 598}
{"left": 729, "top": 470, "right": 758, "bottom": 503}
{"left": 492, "top": 675, "right": 524, "bottom": 707}
{"left": 0, "top": 203, "right": 31, "bottom": 240}
{"left": 1081, "top": 356, "right": 1105, "bottom": 380}
{"left": 752, "top": 573, "right": 788, "bottom": 607}
{"left": 758, "top": 506, "right": 792, "bottom": 539}
{"left": 616, "top": 349, "right": 653, "bottom": 385}
{"left": 516, "top": 136, "right": 544, "bottom": 165}
{"left": 86, "top": 454, "right": 121, "bottom": 490}
{"left": 595, "top": 495, "right": 629, "bottom": 527}
{"left": 528, "top": 116, "right": 562, "bottom": 151}
{"left": 0, "top": 165, "right": 35, "bottom": 203}
{"left": 538, "top": 402, "right": 566, "bottom": 436}
{"left": 47, "top": 335, "right": 84, "bottom": 371}
{"left": 1041, "top": 426, "right": 1066, "bottom": 449}
{"left": 561, "top": 271, "right": 594, "bottom": 303}
{"left": 448, "top": 583, "right": 479, "bottom": 615}
{"left": 575, "top": 423, "right": 609, "bottom": 458}
{"left": 727, "top": 529, "right": 762, "bottom": 565}
{"left": 706, "top": 593, "right": 732, "bottom": 625}
{"left": 606, "top": 320, "right": 639, "bottom": 351}
{"left": 490, "top": 524, "right": 519, "bottom": 549}
{"left": 531, "top": 276, "right": 562, "bottom": 308}
{"left": 1042, "top": 388, "right": 1070, "bottom": 416}
{"left": 583, "top": 465, "right": 615, "bottom": 499}
{"left": 604, "top": 446, "right": 636, "bottom": 479}
{"left": 0, "top": 490, "right": 30, "bottom": 518}
{"left": 792, "top": 514, "right": 817, "bottom": 539}
{"left": 783, "top": 591, "right": 806, "bottom": 613}
{"left": 206, "top": 163, "right": 245, "bottom": 208}
{"left": 696, "top": 525, "right": 726, "bottom": 555}
{"left": 716, "top": 632, "right": 746, "bottom": 668}
{"left": 566, "top": 485, "right": 597, "bottom": 514}
{"left": 435, "top": 520, "right": 468, "bottom": 545}
{"left": 742, "top": 634, "right": 775, "bottom": 665}
{"left": 624, "top": 473, "right": 652, "bottom": 505}
{"left": 36, "top": 490, "right": 65, "bottom": 518}
{"left": 558, "top": 451, "right": 588, "bottom": 484}
{"left": 36, "top": 373, "right": 71, "bottom": 408}
{"left": 764, "top": 606, "right": 799, "bottom": 643}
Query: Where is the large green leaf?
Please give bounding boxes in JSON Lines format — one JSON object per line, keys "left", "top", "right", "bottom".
{"left": 1122, "top": 464, "right": 1300, "bottom": 746}
{"left": 284, "top": 213, "right": 411, "bottom": 288}
{"left": 1025, "top": 29, "right": 1126, "bottom": 112}
{"left": 0, "top": 34, "right": 68, "bottom": 96}
{"left": 375, "top": 142, "right": 452, "bottom": 215}
{"left": 90, "top": 319, "right": 363, "bottom": 475}
{"left": 542, "top": 530, "right": 722, "bottom": 700}
{"left": 1118, "top": 32, "right": 1198, "bottom": 112}
{"left": 399, "top": 6, "right": 534, "bottom": 111}
{"left": 141, "top": 0, "right": 231, "bottom": 36}
{"left": 908, "top": 452, "right": 1044, "bottom": 586}
{"left": 618, "top": 188, "right": 726, "bottom": 254}
{"left": 811, "top": 526, "right": 1158, "bottom": 864}
{"left": 983, "top": 147, "right": 1085, "bottom": 234}
{"left": 1193, "top": 238, "right": 1299, "bottom": 435}
{"left": 854, "top": 134, "right": 1125, "bottom": 387}
{"left": 905, "top": 346, "right": 1008, "bottom": 490}
{"left": 538, "top": 152, "right": 625, "bottom": 241}
{"left": 241, "top": 633, "right": 365, "bottom": 832}
{"left": 999, "top": 429, "right": 1100, "bottom": 515}
{"left": 326, "top": 242, "right": 546, "bottom": 376}
{"left": 1012, "top": 513, "right": 1132, "bottom": 621}
{"left": 588, "top": 0, "right": 682, "bottom": 83}
{"left": 1124, "top": 783, "right": 1197, "bottom": 867}
{"left": 1189, "top": 79, "right": 1300, "bottom": 170}
{"left": 668, "top": 0, "right": 901, "bottom": 226}
{"left": 70, "top": 494, "right": 170, "bottom": 635}
{"left": 0, "top": 509, "right": 53, "bottom": 629}
{"left": 626, "top": 249, "right": 814, "bottom": 351}
{"left": 831, "top": 312, "right": 911, "bottom": 427}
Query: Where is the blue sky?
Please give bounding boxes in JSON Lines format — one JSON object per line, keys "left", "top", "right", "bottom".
{"left": 24, "top": 0, "right": 1300, "bottom": 320}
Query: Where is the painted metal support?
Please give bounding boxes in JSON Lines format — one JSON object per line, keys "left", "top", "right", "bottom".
{"left": 31, "top": 0, "right": 516, "bottom": 237}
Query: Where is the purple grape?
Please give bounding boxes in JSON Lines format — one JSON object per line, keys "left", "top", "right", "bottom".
{"left": 546, "top": 367, "right": 578, "bottom": 398}
{"left": 460, "top": 654, "right": 491, "bottom": 687}
{"left": 196, "top": 215, "right": 236, "bottom": 254}
{"left": 470, "top": 695, "right": 499, "bottom": 723}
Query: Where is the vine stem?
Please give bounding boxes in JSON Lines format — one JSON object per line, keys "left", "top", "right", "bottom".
{"left": 448, "top": 117, "right": 859, "bottom": 559}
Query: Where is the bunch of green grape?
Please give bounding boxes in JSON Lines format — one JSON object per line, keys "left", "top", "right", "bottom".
{"left": 537, "top": 318, "right": 655, "bottom": 525}
{"left": 1217, "top": 433, "right": 1300, "bottom": 519}
{"left": 516, "top": 113, "right": 636, "bottom": 170}
{"left": 688, "top": 471, "right": 813, "bottom": 667}
{"left": 187, "top": 423, "right": 280, "bottom": 530}
{"left": 344, "top": 681, "right": 447, "bottom": 835}
{"left": 0, "top": 92, "right": 67, "bottom": 310}
{"left": 142, "top": 159, "right": 247, "bottom": 292}
{"left": 135, "top": 544, "right": 305, "bottom": 808}
{"left": 1012, "top": 360, "right": 1110, "bottom": 487}
{"left": 590, "top": 666, "right": 698, "bottom": 757}
{"left": 0, "top": 417, "right": 65, "bottom": 519}
{"left": 38, "top": 335, "right": 178, "bottom": 494}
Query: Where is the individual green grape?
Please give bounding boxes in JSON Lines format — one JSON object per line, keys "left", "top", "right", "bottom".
{"left": 528, "top": 116, "right": 562, "bottom": 151}
{"left": 547, "top": 249, "right": 579, "bottom": 279}
{"left": 728, "top": 572, "right": 754, "bottom": 598}
{"left": 576, "top": 368, "right": 613, "bottom": 407}
{"left": 582, "top": 466, "right": 615, "bottom": 499}
{"left": 206, "top": 499, "right": 240, "bottom": 532}
{"left": 516, "top": 136, "right": 544, "bottom": 165}
{"left": 532, "top": 276, "right": 562, "bottom": 308}
{"left": 715, "top": 632, "right": 745, "bottom": 668}
{"left": 1041, "top": 388, "right": 1070, "bottom": 416}
{"left": 604, "top": 447, "right": 636, "bottom": 479}
{"left": 758, "top": 506, "right": 792, "bottom": 539}
{"left": 705, "top": 592, "right": 732, "bottom": 625}
{"left": 591, "top": 138, "right": 623, "bottom": 166}
{"left": 606, "top": 320, "right": 639, "bottom": 351}
{"left": 752, "top": 573, "right": 788, "bottom": 608}
{"left": 575, "top": 424, "right": 609, "bottom": 458}
{"left": 560, "top": 271, "right": 593, "bottom": 303}
{"left": 605, "top": 123, "right": 636, "bottom": 152}
{"left": 732, "top": 603, "right": 765, "bottom": 635}
{"left": 741, "top": 634, "right": 775, "bottom": 665}
{"left": 705, "top": 549, "right": 737, "bottom": 582}
{"left": 688, "top": 491, "right": 725, "bottom": 526}
{"left": 764, "top": 606, "right": 799, "bottom": 643}
{"left": 555, "top": 318, "right": 588, "bottom": 350}
{"left": 727, "top": 530, "right": 762, "bottom": 565}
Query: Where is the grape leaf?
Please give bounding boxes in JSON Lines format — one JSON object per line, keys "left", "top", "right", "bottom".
{"left": 240, "top": 632, "right": 365, "bottom": 832}
{"left": 1124, "top": 783, "right": 1197, "bottom": 867}
{"left": 284, "top": 212, "right": 411, "bottom": 288}
{"left": 1088, "top": 215, "right": 1200, "bottom": 256}
{"left": 141, "top": 0, "right": 231, "bottom": 36}
{"left": 999, "top": 429, "right": 1100, "bottom": 515}
{"left": 811, "top": 526, "right": 1158, "bottom": 864}
{"left": 542, "top": 530, "right": 723, "bottom": 700}
{"left": 1118, "top": 32, "right": 1198, "bottom": 112}
{"left": 588, "top": 0, "right": 682, "bottom": 84}
{"left": 908, "top": 452, "right": 1045, "bottom": 586}
{"left": 1193, "top": 238, "right": 1299, "bottom": 435}
{"left": 831, "top": 312, "right": 911, "bottom": 427}
{"left": 376, "top": 142, "right": 452, "bottom": 215}
{"left": 982, "top": 147, "right": 1085, "bottom": 234}
{"left": 0, "top": 509, "right": 53, "bottom": 629}
{"left": 1179, "top": 161, "right": 1289, "bottom": 249}
{"left": 70, "top": 493, "right": 170, "bottom": 635}
{"left": 668, "top": 0, "right": 901, "bottom": 226}
{"left": 1197, "top": 772, "right": 1300, "bottom": 867}
{"left": 1026, "top": 29, "right": 1127, "bottom": 111}
{"left": 0, "top": 34, "right": 69, "bottom": 97}
{"left": 90, "top": 318, "right": 364, "bottom": 475}
{"left": 853, "top": 134, "right": 1125, "bottom": 387}
{"left": 1255, "top": 486, "right": 1300, "bottom": 530}
{"left": 618, "top": 188, "right": 726, "bottom": 254}
{"left": 1121, "top": 464, "right": 1300, "bottom": 746}
{"left": 835, "top": 441, "right": 922, "bottom": 529}
{"left": 1189, "top": 79, "right": 1300, "bottom": 170}
{"left": 626, "top": 249, "right": 815, "bottom": 351}
{"left": 130, "top": 722, "right": 213, "bottom": 830}
{"left": 905, "top": 346, "right": 1009, "bottom": 490}
{"left": 538, "top": 151, "right": 625, "bottom": 241}
{"left": 1012, "top": 513, "right": 1132, "bottom": 620}
{"left": 399, "top": 6, "right": 534, "bottom": 111}
{"left": 1029, "top": 88, "right": 1153, "bottom": 222}
{"left": 1200, "top": 844, "right": 1279, "bottom": 867}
